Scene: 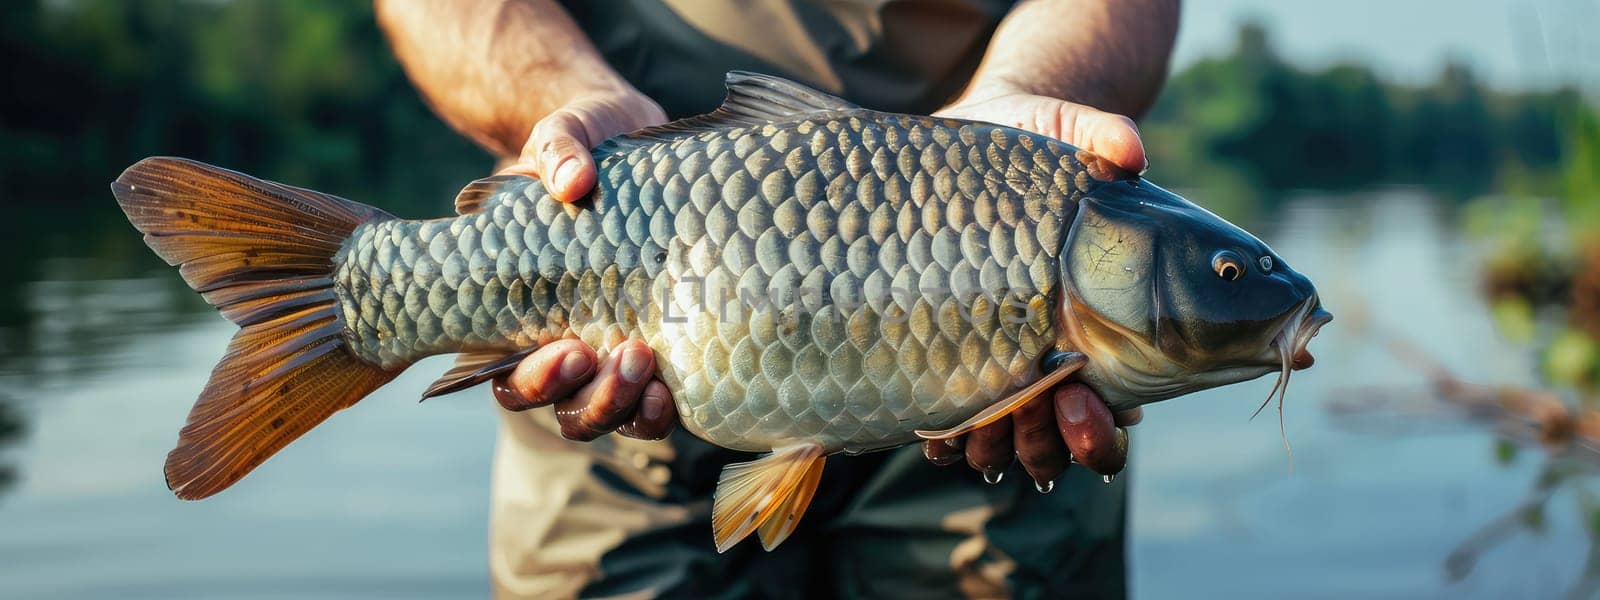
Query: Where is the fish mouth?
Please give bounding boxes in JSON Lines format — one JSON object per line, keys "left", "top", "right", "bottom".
{"left": 1251, "top": 299, "right": 1332, "bottom": 463}
{"left": 1289, "top": 306, "right": 1333, "bottom": 371}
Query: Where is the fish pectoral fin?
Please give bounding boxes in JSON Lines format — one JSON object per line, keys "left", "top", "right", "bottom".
{"left": 712, "top": 442, "right": 827, "bottom": 553}
{"left": 453, "top": 175, "right": 530, "bottom": 215}
{"left": 420, "top": 348, "right": 538, "bottom": 400}
{"left": 914, "top": 352, "right": 1087, "bottom": 441}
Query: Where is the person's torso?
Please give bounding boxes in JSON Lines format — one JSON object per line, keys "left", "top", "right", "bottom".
{"left": 559, "top": 0, "right": 1017, "bottom": 117}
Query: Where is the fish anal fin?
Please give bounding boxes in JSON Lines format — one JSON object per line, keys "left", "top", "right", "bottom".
{"left": 914, "top": 352, "right": 1087, "bottom": 440}
{"left": 756, "top": 453, "right": 825, "bottom": 551}
{"left": 453, "top": 175, "right": 529, "bottom": 215}
{"left": 421, "top": 347, "right": 538, "bottom": 400}
{"left": 712, "top": 442, "right": 826, "bottom": 553}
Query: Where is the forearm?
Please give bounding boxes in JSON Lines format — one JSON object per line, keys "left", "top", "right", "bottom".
{"left": 374, "top": 0, "right": 639, "bottom": 158}
{"left": 955, "top": 0, "right": 1179, "bottom": 117}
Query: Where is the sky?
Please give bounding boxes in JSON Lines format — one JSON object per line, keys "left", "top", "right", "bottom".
{"left": 1171, "top": 0, "right": 1600, "bottom": 92}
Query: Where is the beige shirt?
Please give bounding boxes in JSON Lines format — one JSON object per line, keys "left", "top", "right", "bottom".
{"left": 493, "top": 3, "right": 1039, "bottom": 597}
{"left": 559, "top": 0, "right": 1018, "bottom": 117}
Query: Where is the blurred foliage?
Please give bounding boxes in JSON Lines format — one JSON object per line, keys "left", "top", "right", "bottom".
{"left": 1468, "top": 76, "right": 1600, "bottom": 404}
{"left": 1144, "top": 22, "right": 1590, "bottom": 200}
{"left": 0, "top": 0, "right": 489, "bottom": 216}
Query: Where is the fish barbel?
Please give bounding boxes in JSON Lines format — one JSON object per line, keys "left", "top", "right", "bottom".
{"left": 112, "top": 72, "right": 1330, "bottom": 552}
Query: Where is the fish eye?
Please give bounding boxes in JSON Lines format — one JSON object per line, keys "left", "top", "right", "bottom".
{"left": 1259, "top": 256, "right": 1274, "bottom": 273}
{"left": 1212, "top": 251, "right": 1244, "bottom": 281}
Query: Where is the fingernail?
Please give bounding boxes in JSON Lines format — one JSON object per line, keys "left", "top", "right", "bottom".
{"left": 1060, "top": 391, "right": 1088, "bottom": 424}
{"left": 560, "top": 351, "right": 593, "bottom": 381}
{"left": 553, "top": 158, "right": 579, "bottom": 191}
{"left": 619, "top": 346, "right": 652, "bottom": 383}
{"left": 1115, "top": 427, "right": 1129, "bottom": 455}
{"left": 641, "top": 392, "right": 665, "bottom": 421}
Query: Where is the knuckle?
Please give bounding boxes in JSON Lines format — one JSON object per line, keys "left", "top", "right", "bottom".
{"left": 548, "top": 134, "right": 585, "bottom": 156}
{"left": 560, "top": 419, "right": 600, "bottom": 442}
{"left": 967, "top": 447, "right": 1008, "bottom": 470}
{"left": 1019, "top": 444, "right": 1061, "bottom": 467}
{"left": 1013, "top": 407, "right": 1053, "bottom": 437}
{"left": 584, "top": 392, "right": 633, "bottom": 428}
{"left": 493, "top": 386, "right": 530, "bottom": 411}
{"left": 594, "top": 398, "right": 633, "bottom": 425}
{"left": 1020, "top": 417, "right": 1054, "bottom": 437}
{"left": 520, "top": 384, "right": 554, "bottom": 407}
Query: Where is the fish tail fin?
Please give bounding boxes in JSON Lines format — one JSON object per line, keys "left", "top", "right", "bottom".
{"left": 111, "top": 157, "right": 397, "bottom": 500}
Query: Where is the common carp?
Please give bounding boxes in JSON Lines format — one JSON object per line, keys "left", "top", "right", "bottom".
{"left": 112, "top": 72, "right": 1330, "bottom": 552}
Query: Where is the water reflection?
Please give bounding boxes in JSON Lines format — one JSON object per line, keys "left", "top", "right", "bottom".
{"left": 1444, "top": 459, "right": 1600, "bottom": 598}
{"left": 1328, "top": 344, "right": 1600, "bottom": 590}
{"left": 0, "top": 397, "right": 23, "bottom": 497}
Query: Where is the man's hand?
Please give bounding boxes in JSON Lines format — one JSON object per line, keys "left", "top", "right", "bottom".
{"left": 935, "top": 91, "right": 1147, "bottom": 174}
{"left": 490, "top": 90, "right": 677, "bottom": 442}
{"left": 492, "top": 339, "right": 677, "bottom": 442}
{"left": 496, "top": 91, "right": 667, "bottom": 202}
{"left": 921, "top": 93, "right": 1148, "bottom": 485}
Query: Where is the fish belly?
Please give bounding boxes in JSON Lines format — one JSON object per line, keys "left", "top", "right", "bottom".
{"left": 336, "top": 112, "right": 1091, "bottom": 453}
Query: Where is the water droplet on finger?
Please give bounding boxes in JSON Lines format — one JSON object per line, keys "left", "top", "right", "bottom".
{"left": 1034, "top": 479, "right": 1054, "bottom": 494}
{"left": 1101, "top": 474, "right": 1116, "bottom": 484}
{"left": 983, "top": 470, "right": 1004, "bottom": 485}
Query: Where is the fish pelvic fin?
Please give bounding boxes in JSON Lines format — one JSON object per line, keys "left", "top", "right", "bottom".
{"left": 111, "top": 157, "right": 397, "bottom": 500}
{"left": 914, "top": 352, "right": 1087, "bottom": 440}
{"left": 712, "top": 442, "right": 827, "bottom": 553}
{"left": 421, "top": 348, "right": 538, "bottom": 400}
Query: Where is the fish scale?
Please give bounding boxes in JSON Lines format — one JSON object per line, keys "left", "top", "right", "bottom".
{"left": 333, "top": 111, "right": 1086, "bottom": 453}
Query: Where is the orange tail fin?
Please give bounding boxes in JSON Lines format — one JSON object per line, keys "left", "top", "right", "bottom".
{"left": 112, "top": 157, "right": 396, "bottom": 499}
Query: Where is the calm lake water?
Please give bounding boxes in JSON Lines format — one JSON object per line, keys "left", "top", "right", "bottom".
{"left": 0, "top": 185, "right": 1589, "bottom": 598}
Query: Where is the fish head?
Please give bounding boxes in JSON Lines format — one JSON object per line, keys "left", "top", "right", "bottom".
{"left": 1057, "top": 178, "right": 1331, "bottom": 410}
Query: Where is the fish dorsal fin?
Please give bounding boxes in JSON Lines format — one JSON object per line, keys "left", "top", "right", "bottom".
{"left": 914, "top": 352, "right": 1088, "bottom": 440}
{"left": 421, "top": 348, "right": 538, "bottom": 400}
{"left": 608, "top": 72, "right": 860, "bottom": 145}
{"left": 453, "top": 175, "right": 528, "bottom": 215}
{"left": 707, "top": 71, "right": 859, "bottom": 121}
